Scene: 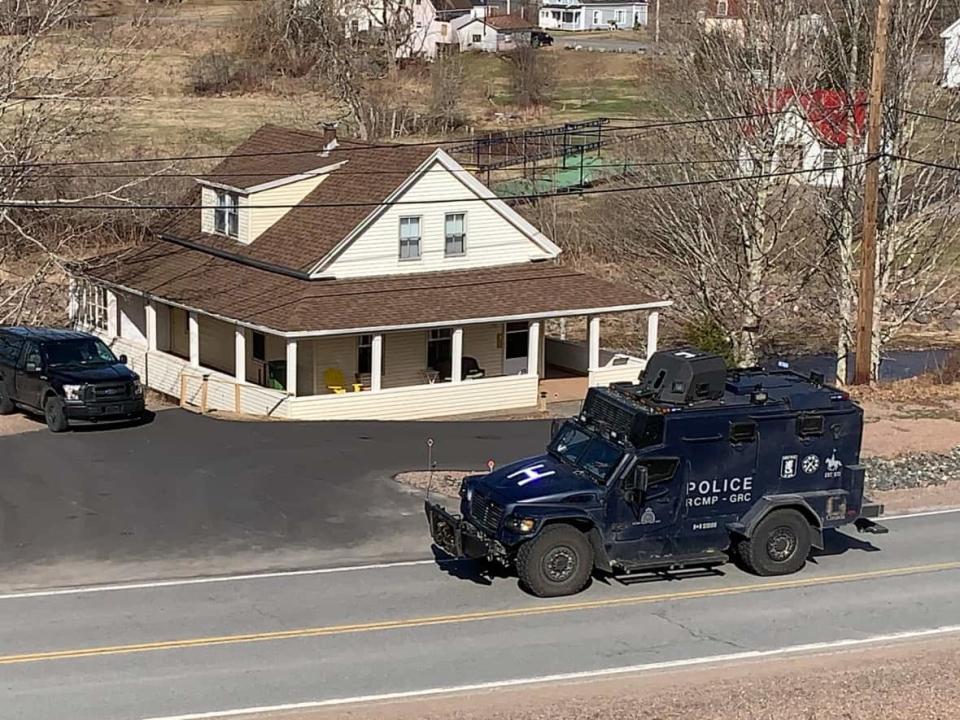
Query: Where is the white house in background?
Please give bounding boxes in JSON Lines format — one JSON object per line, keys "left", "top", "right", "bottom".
{"left": 456, "top": 13, "right": 535, "bottom": 52}
{"left": 741, "top": 89, "right": 867, "bottom": 188}
{"left": 941, "top": 18, "right": 960, "bottom": 88}
{"left": 539, "top": 0, "right": 647, "bottom": 32}
{"left": 75, "top": 124, "right": 669, "bottom": 421}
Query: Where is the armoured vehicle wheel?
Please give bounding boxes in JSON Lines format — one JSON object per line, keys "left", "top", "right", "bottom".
{"left": 0, "top": 388, "right": 14, "bottom": 415}
{"left": 736, "top": 509, "right": 811, "bottom": 576}
{"left": 517, "top": 524, "right": 593, "bottom": 597}
{"left": 44, "top": 396, "right": 69, "bottom": 433}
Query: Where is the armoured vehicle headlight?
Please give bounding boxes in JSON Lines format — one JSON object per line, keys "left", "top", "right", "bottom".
{"left": 62, "top": 384, "right": 83, "bottom": 401}
{"left": 507, "top": 517, "right": 537, "bottom": 533}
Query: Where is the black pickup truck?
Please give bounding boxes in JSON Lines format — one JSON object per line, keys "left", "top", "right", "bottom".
{"left": 0, "top": 327, "right": 145, "bottom": 432}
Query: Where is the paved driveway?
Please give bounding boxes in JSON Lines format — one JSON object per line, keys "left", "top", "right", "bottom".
{"left": 0, "top": 410, "right": 550, "bottom": 589}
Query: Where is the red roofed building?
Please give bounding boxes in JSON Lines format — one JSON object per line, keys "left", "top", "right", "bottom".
{"left": 744, "top": 89, "right": 867, "bottom": 188}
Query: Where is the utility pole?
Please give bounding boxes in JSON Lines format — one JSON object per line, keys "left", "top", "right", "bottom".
{"left": 655, "top": 0, "right": 661, "bottom": 43}
{"left": 853, "top": 0, "right": 891, "bottom": 385}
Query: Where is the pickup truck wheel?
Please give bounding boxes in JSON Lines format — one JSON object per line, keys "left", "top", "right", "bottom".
{"left": 516, "top": 524, "right": 593, "bottom": 597}
{"left": 44, "top": 396, "right": 69, "bottom": 433}
{"left": 736, "top": 509, "right": 811, "bottom": 576}
{"left": 0, "top": 388, "right": 14, "bottom": 415}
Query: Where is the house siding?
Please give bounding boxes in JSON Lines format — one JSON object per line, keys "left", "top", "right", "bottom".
{"left": 200, "top": 187, "right": 215, "bottom": 234}
{"left": 169, "top": 306, "right": 190, "bottom": 358}
{"left": 464, "top": 323, "right": 504, "bottom": 376}
{"left": 118, "top": 293, "right": 147, "bottom": 345}
{"left": 323, "top": 161, "right": 554, "bottom": 278}
{"left": 945, "top": 32, "right": 960, "bottom": 88}
{"left": 248, "top": 174, "right": 329, "bottom": 243}
{"left": 198, "top": 315, "right": 236, "bottom": 374}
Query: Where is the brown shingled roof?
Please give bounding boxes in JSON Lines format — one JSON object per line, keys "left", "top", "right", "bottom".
{"left": 172, "top": 125, "right": 436, "bottom": 273}
{"left": 483, "top": 14, "right": 536, "bottom": 30}
{"left": 90, "top": 241, "right": 662, "bottom": 334}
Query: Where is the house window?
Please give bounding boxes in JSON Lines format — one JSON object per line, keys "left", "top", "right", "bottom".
{"left": 427, "top": 328, "right": 452, "bottom": 371}
{"left": 77, "top": 284, "right": 109, "bottom": 332}
{"left": 399, "top": 216, "right": 422, "bottom": 260}
{"left": 822, "top": 149, "right": 838, "bottom": 170}
{"left": 472, "top": 33, "right": 482, "bottom": 42}
{"left": 592, "top": 9, "right": 601, "bottom": 24}
{"left": 214, "top": 190, "right": 239, "bottom": 239}
{"left": 716, "top": 0, "right": 729, "bottom": 16}
{"left": 252, "top": 331, "right": 266, "bottom": 362}
{"left": 615, "top": 9, "right": 625, "bottom": 24}
{"left": 445, "top": 213, "right": 466, "bottom": 256}
{"left": 357, "top": 334, "right": 385, "bottom": 375}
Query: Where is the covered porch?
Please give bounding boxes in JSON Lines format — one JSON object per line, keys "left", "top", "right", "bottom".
{"left": 96, "top": 290, "right": 666, "bottom": 421}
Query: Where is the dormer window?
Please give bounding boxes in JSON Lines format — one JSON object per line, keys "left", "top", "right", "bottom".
{"left": 214, "top": 190, "right": 239, "bottom": 238}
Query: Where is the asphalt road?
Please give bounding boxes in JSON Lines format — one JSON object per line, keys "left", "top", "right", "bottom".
{"left": 0, "top": 410, "right": 549, "bottom": 590}
{"left": 1, "top": 511, "right": 958, "bottom": 720}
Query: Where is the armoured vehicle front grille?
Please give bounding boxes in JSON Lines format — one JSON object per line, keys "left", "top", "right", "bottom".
{"left": 471, "top": 495, "right": 503, "bottom": 534}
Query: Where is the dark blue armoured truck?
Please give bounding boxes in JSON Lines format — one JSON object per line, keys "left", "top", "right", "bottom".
{"left": 426, "top": 348, "right": 885, "bottom": 597}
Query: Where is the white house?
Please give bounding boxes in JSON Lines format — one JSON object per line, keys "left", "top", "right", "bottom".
{"left": 741, "top": 89, "right": 867, "bottom": 188}
{"left": 539, "top": 0, "right": 647, "bottom": 32}
{"left": 75, "top": 124, "right": 669, "bottom": 421}
{"left": 942, "top": 17, "right": 960, "bottom": 88}
{"left": 456, "top": 14, "right": 535, "bottom": 52}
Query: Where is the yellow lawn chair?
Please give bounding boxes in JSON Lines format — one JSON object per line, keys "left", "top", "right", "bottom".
{"left": 325, "top": 368, "right": 362, "bottom": 394}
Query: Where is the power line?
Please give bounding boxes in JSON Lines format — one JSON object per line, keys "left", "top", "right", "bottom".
{"left": 889, "top": 152, "right": 960, "bottom": 173}
{"left": 1, "top": 161, "right": 870, "bottom": 211}
{"left": 900, "top": 108, "right": 960, "bottom": 125}
{"left": 0, "top": 110, "right": 795, "bottom": 170}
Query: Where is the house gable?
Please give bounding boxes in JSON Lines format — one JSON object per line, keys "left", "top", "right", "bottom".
{"left": 311, "top": 149, "right": 560, "bottom": 279}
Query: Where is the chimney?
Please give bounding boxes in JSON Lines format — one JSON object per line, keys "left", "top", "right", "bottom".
{"left": 320, "top": 121, "right": 339, "bottom": 157}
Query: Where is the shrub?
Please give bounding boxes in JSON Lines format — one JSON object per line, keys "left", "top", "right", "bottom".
{"left": 682, "top": 315, "right": 737, "bottom": 367}
{"left": 503, "top": 43, "right": 554, "bottom": 108}
{"left": 931, "top": 349, "right": 960, "bottom": 385}
{"left": 189, "top": 51, "right": 260, "bottom": 96}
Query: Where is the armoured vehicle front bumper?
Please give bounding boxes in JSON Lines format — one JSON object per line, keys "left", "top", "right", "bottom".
{"left": 425, "top": 501, "right": 504, "bottom": 560}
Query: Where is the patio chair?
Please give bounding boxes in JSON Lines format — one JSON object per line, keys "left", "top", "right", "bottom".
{"left": 434, "top": 356, "right": 486, "bottom": 382}
{"left": 324, "top": 368, "right": 362, "bottom": 394}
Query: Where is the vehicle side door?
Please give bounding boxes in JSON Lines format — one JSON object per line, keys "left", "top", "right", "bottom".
{"left": 0, "top": 332, "right": 23, "bottom": 402}
{"left": 14, "top": 340, "right": 45, "bottom": 410}
{"left": 605, "top": 457, "right": 682, "bottom": 563}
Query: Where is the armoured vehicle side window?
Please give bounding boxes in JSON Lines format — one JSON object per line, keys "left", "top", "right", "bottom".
{"left": 635, "top": 458, "right": 679, "bottom": 486}
{"left": 797, "top": 414, "right": 824, "bottom": 438}
{"left": 0, "top": 333, "right": 23, "bottom": 365}
{"left": 729, "top": 420, "right": 757, "bottom": 444}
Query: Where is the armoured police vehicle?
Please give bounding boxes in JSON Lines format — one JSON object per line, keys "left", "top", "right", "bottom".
{"left": 426, "top": 348, "right": 884, "bottom": 597}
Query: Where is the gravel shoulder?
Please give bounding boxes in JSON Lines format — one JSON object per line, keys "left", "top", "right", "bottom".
{"left": 273, "top": 633, "right": 960, "bottom": 720}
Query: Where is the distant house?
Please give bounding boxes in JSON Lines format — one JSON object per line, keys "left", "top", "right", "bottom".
{"left": 456, "top": 14, "right": 536, "bottom": 52}
{"left": 745, "top": 90, "right": 867, "bottom": 188}
{"left": 942, "top": 17, "right": 960, "bottom": 88}
{"left": 74, "top": 124, "right": 668, "bottom": 421}
{"left": 700, "top": 0, "right": 746, "bottom": 35}
{"left": 538, "top": 0, "right": 648, "bottom": 32}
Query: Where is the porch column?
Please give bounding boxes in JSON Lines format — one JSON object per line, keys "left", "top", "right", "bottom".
{"left": 286, "top": 338, "right": 298, "bottom": 396}
{"left": 188, "top": 310, "right": 200, "bottom": 366}
{"left": 587, "top": 315, "right": 601, "bottom": 370}
{"left": 107, "top": 290, "right": 118, "bottom": 338}
{"left": 234, "top": 325, "right": 246, "bottom": 383}
{"left": 145, "top": 299, "right": 158, "bottom": 351}
{"left": 527, "top": 320, "right": 541, "bottom": 375}
{"left": 647, "top": 310, "right": 660, "bottom": 359}
{"left": 451, "top": 326, "right": 464, "bottom": 383}
{"left": 371, "top": 333, "right": 383, "bottom": 392}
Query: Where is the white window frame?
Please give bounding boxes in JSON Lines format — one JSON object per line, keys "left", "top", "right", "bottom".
{"left": 592, "top": 9, "right": 601, "bottom": 24}
{"left": 214, "top": 190, "right": 239, "bottom": 239}
{"left": 427, "top": 328, "right": 453, "bottom": 372}
{"left": 444, "top": 212, "right": 467, "bottom": 256}
{"left": 357, "top": 334, "right": 385, "bottom": 375}
{"left": 716, "top": 0, "right": 729, "bottom": 17}
{"left": 76, "top": 283, "right": 109, "bottom": 332}
{"left": 472, "top": 32, "right": 482, "bottom": 43}
{"left": 399, "top": 216, "right": 422, "bottom": 261}
{"left": 822, "top": 149, "right": 838, "bottom": 170}
{"left": 615, "top": 9, "right": 626, "bottom": 25}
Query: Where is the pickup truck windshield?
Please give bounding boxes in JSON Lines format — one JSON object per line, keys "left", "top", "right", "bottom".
{"left": 550, "top": 423, "right": 622, "bottom": 484}
{"left": 43, "top": 339, "right": 117, "bottom": 368}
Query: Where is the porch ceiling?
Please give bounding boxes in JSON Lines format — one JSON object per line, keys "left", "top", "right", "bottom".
{"left": 89, "top": 240, "right": 668, "bottom": 336}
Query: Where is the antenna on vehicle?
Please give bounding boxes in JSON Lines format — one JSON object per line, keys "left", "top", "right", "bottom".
{"left": 425, "top": 437, "right": 436, "bottom": 503}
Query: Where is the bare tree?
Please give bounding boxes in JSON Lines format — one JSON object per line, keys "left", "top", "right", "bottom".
{"left": 0, "top": 0, "right": 153, "bottom": 324}
{"left": 503, "top": 42, "right": 554, "bottom": 109}
{"left": 817, "top": 0, "right": 960, "bottom": 382}
{"left": 606, "top": 0, "right": 832, "bottom": 366}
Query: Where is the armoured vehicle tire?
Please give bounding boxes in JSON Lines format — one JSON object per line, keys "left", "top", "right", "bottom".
{"left": 517, "top": 524, "right": 593, "bottom": 597}
{"left": 736, "top": 509, "right": 811, "bottom": 576}
{"left": 0, "top": 388, "right": 14, "bottom": 415}
{"left": 44, "top": 396, "right": 69, "bottom": 433}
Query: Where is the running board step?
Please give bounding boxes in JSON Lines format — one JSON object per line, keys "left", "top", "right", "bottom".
{"left": 615, "top": 552, "right": 729, "bottom": 575}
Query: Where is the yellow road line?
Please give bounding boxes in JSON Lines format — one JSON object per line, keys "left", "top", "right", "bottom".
{"left": 2, "top": 560, "right": 958, "bottom": 667}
